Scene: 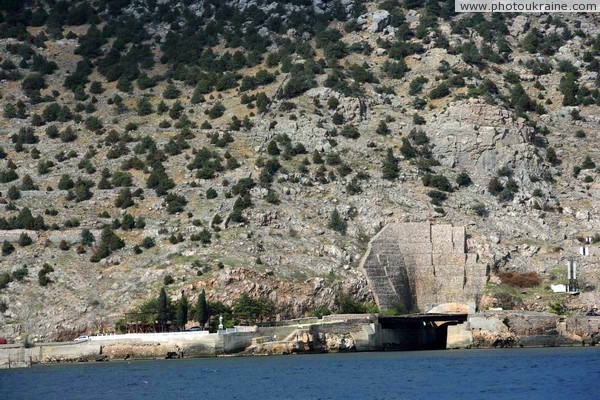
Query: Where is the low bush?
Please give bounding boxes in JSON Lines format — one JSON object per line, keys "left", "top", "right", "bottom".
{"left": 498, "top": 271, "right": 542, "bottom": 288}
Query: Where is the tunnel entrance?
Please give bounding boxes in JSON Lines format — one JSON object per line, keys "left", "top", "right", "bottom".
{"left": 377, "top": 314, "right": 468, "bottom": 351}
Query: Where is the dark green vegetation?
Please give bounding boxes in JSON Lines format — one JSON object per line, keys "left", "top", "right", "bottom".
{"left": 117, "top": 288, "right": 277, "bottom": 332}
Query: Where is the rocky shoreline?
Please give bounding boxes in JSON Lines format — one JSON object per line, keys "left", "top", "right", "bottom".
{"left": 1, "top": 312, "right": 598, "bottom": 369}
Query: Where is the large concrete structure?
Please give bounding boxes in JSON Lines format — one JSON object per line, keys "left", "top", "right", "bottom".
{"left": 360, "top": 222, "right": 487, "bottom": 313}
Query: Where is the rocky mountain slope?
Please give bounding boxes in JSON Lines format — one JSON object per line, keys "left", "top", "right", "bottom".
{"left": 0, "top": 1, "right": 599, "bottom": 341}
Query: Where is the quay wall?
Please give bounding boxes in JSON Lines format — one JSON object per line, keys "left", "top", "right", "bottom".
{"left": 1, "top": 313, "right": 599, "bottom": 368}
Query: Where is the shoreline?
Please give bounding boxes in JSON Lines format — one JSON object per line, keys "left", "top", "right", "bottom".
{"left": 2, "top": 311, "right": 599, "bottom": 369}
{"left": 3, "top": 342, "right": 598, "bottom": 370}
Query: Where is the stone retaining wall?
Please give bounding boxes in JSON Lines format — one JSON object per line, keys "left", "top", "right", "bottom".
{"left": 360, "top": 222, "right": 487, "bottom": 313}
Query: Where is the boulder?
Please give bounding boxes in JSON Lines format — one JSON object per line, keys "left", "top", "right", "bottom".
{"left": 368, "top": 10, "right": 390, "bottom": 33}
{"left": 510, "top": 15, "right": 529, "bottom": 36}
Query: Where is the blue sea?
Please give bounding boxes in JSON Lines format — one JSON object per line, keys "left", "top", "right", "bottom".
{"left": 1, "top": 347, "right": 599, "bottom": 399}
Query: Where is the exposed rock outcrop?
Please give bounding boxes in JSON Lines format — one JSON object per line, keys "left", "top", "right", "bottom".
{"left": 429, "top": 99, "right": 544, "bottom": 185}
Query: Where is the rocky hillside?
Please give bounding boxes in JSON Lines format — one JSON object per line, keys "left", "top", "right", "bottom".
{"left": 0, "top": 1, "right": 599, "bottom": 341}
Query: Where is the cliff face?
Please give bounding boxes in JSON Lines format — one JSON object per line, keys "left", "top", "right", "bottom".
{"left": 361, "top": 222, "right": 487, "bottom": 313}
{"left": 0, "top": 2, "right": 600, "bottom": 341}
{"left": 429, "top": 99, "right": 544, "bottom": 185}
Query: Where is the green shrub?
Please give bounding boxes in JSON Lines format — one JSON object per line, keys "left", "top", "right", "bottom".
{"left": 427, "top": 190, "right": 447, "bottom": 206}
{"left": 115, "top": 188, "right": 134, "bottom": 209}
{"left": 575, "top": 129, "right": 586, "bottom": 138}
{"left": 429, "top": 82, "right": 450, "bottom": 99}
{"left": 582, "top": 156, "right": 596, "bottom": 169}
{"left": 456, "top": 171, "right": 472, "bottom": 187}
{"left": 422, "top": 174, "right": 452, "bottom": 192}
{"left": 549, "top": 301, "right": 566, "bottom": 315}
{"left": 165, "top": 193, "right": 187, "bottom": 214}
{"left": 329, "top": 209, "right": 347, "bottom": 235}
{"left": 38, "top": 263, "right": 54, "bottom": 286}
{"left": 488, "top": 177, "right": 504, "bottom": 195}
{"left": 2, "top": 241, "right": 15, "bottom": 256}
{"left": 335, "top": 293, "right": 374, "bottom": 314}
{"left": 382, "top": 148, "right": 399, "bottom": 180}
{"left": 206, "top": 102, "right": 225, "bottom": 119}
{"left": 376, "top": 120, "right": 391, "bottom": 136}
{"left": 412, "top": 113, "right": 425, "bottom": 125}
{"left": 206, "top": 188, "right": 218, "bottom": 199}
{"left": 267, "top": 140, "right": 280, "bottom": 156}
{"left": 473, "top": 203, "right": 488, "bottom": 217}
{"left": 163, "top": 84, "right": 181, "bottom": 99}
{"left": 382, "top": 60, "right": 409, "bottom": 79}
{"left": 340, "top": 125, "right": 360, "bottom": 139}
{"left": 85, "top": 116, "right": 103, "bottom": 132}
{"left": 265, "top": 190, "right": 280, "bottom": 204}
{"left": 142, "top": 237, "right": 156, "bottom": 249}
{"left": 18, "top": 233, "right": 32, "bottom": 247}
{"left": 409, "top": 76, "right": 428, "bottom": 95}
{"left": 8, "top": 185, "right": 20, "bottom": 200}
{"left": 137, "top": 97, "right": 153, "bottom": 116}
{"left": 546, "top": 147, "right": 560, "bottom": 165}
{"left": 12, "top": 266, "right": 28, "bottom": 281}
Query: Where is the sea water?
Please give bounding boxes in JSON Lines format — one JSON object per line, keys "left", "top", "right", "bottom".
{"left": 1, "top": 347, "right": 599, "bottom": 399}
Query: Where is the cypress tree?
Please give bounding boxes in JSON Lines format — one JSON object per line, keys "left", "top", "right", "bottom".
{"left": 176, "top": 294, "right": 189, "bottom": 331}
{"left": 158, "top": 288, "right": 169, "bottom": 331}
{"left": 196, "top": 289, "right": 208, "bottom": 330}
{"left": 382, "top": 148, "right": 399, "bottom": 180}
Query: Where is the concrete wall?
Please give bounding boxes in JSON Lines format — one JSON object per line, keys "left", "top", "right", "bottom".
{"left": 89, "top": 331, "right": 210, "bottom": 342}
{"left": 0, "top": 342, "right": 103, "bottom": 368}
{"left": 447, "top": 322, "right": 473, "bottom": 348}
{"left": 0, "top": 331, "right": 256, "bottom": 368}
{"left": 360, "top": 222, "right": 487, "bottom": 313}
{"left": 256, "top": 325, "right": 298, "bottom": 341}
{"left": 216, "top": 332, "right": 255, "bottom": 353}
